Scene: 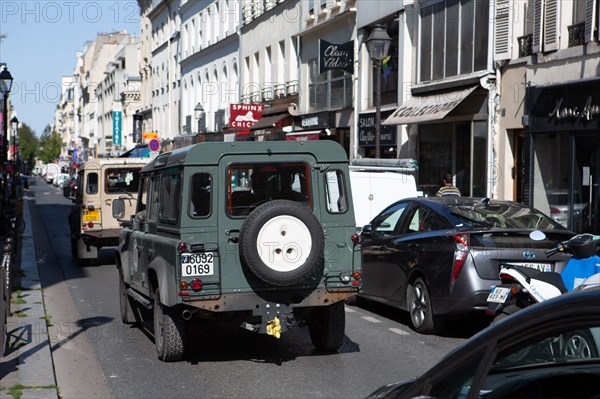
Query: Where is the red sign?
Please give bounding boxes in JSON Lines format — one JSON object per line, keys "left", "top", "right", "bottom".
{"left": 148, "top": 138, "right": 160, "bottom": 152}
{"left": 229, "top": 104, "right": 264, "bottom": 129}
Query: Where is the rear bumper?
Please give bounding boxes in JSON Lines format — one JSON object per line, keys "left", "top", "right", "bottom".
{"left": 81, "top": 229, "right": 121, "bottom": 248}
{"left": 433, "top": 290, "right": 493, "bottom": 315}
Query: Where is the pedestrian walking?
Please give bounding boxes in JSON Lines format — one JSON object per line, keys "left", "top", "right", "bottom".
{"left": 436, "top": 173, "right": 461, "bottom": 197}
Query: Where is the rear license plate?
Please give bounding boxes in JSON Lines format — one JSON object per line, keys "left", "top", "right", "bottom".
{"left": 82, "top": 209, "right": 100, "bottom": 222}
{"left": 181, "top": 252, "right": 214, "bottom": 276}
{"left": 487, "top": 286, "right": 511, "bottom": 303}
{"left": 509, "top": 262, "right": 552, "bottom": 272}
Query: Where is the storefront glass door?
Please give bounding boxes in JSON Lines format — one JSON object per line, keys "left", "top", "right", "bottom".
{"left": 574, "top": 136, "right": 599, "bottom": 233}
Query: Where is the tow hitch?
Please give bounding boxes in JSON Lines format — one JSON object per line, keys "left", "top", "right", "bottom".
{"left": 240, "top": 302, "right": 294, "bottom": 338}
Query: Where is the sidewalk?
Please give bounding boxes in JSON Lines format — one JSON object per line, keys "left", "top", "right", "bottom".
{"left": 1, "top": 197, "right": 59, "bottom": 399}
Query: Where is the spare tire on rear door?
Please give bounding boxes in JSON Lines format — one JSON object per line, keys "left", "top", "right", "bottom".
{"left": 239, "top": 200, "right": 324, "bottom": 286}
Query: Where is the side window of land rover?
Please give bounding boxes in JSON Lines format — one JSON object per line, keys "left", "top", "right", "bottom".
{"left": 159, "top": 173, "right": 182, "bottom": 224}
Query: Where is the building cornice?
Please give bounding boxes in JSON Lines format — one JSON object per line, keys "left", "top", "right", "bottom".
{"left": 180, "top": 33, "right": 239, "bottom": 69}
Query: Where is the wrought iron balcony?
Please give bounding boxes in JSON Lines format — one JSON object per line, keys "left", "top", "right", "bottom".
{"left": 517, "top": 34, "right": 533, "bottom": 57}
{"left": 568, "top": 22, "right": 585, "bottom": 47}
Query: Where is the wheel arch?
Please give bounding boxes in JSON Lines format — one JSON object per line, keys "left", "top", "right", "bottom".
{"left": 148, "top": 257, "right": 178, "bottom": 307}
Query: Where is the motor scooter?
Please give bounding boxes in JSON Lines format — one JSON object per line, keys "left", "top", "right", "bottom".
{"left": 487, "top": 232, "right": 600, "bottom": 322}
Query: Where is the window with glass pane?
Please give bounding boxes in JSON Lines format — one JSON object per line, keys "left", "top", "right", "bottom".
{"left": 86, "top": 172, "right": 98, "bottom": 194}
{"left": 159, "top": 174, "right": 181, "bottom": 224}
{"left": 325, "top": 170, "right": 348, "bottom": 213}
{"left": 308, "top": 58, "right": 353, "bottom": 112}
{"left": 189, "top": 173, "right": 211, "bottom": 218}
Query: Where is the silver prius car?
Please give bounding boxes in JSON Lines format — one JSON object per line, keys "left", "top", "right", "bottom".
{"left": 357, "top": 197, "right": 575, "bottom": 333}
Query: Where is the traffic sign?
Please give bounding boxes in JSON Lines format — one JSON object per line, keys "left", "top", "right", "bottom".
{"left": 148, "top": 138, "right": 160, "bottom": 152}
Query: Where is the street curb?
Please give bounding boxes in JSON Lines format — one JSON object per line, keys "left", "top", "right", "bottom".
{"left": 10, "top": 198, "right": 59, "bottom": 399}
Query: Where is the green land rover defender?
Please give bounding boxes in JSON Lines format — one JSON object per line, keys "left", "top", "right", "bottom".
{"left": 114, "top": 141, "right": 362, "bottom": 361}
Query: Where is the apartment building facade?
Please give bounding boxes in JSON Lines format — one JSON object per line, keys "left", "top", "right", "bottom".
{"left": 495, "top": 0, "right": 600, "bottom": 233}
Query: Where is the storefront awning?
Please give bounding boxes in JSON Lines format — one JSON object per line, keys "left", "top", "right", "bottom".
{"left": 383, "top": 85, "right": 478, "bottom": 125}
{"left": 249, "top": 113, "right": 290, "bottom": 131}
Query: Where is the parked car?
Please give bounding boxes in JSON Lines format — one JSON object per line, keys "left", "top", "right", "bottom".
{"left": 367, "top": 289, "right": 600, "bottom": 399}
{"left": 357, "top": 197, "right": 574, "bottom": 333}
{"left": 547, "top": 189, "right": 587, "bottom": 231}
{"left": 54, "top": 173, "right": 70, "bottom": 188}
{"left": 62, "top": 176, "right": 76, "bottom": 197}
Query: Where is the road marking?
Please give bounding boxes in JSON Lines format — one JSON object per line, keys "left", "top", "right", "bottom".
{"left": 344, "top": 307, "right": 356, "bottom": 313}
{"left": 389, "top": 327, "right": 410, "bottom": 336}
{"left": 361, "top": 316, "right": 381, "bottom": 323}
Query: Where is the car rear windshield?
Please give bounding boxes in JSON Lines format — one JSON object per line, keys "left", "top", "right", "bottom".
{"left": 450, "top": 204, "right": 561, "bottom": 230}
{"left": 227, "top": 162, "right": 310, "bottom": 216}
{"left": 105, "top": 168, "right": 141, "bottom": 194}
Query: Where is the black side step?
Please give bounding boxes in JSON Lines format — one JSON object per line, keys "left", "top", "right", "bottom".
{"left": 127, "top": 288, "right": 153, "bottom": 309}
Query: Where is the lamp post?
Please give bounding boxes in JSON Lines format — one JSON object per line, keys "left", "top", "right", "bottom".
{"left": 10, "top": 116, "right": 19, "bottom": 198}
{"left": 365, "top": 25, "right": 391, "bottom": 159}
{"left": 194, "top": 103, "right": 204, "bottom": 134}
{"left": 0, "top": 67, "right": 14, "bottom": 208}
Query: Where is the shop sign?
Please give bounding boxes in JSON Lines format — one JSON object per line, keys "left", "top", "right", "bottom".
{"left": 319, "top": 39, "right": 354, "bottom": 74}
{"left": 112, "top": 111, "right": 122, "bottom": 145}
{"left": 229, "top": 104, "right": 265, "bottom": 129}
{"left": 299, "top": 112, "right": 330, "bottom": 129}
{"left": 143, "top": 132, "right": 158, "bottom": 139}
{"left": 358, "top": 110, "right": 396, "bottom": 147}
{"left": 528, "top": 80, "right": 600, "bottom": 131}
{"left": 548, "top": 97, "right": 600, "bottom": 121}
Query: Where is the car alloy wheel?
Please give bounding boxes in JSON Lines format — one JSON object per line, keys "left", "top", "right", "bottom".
{"left": 408, "top": 277, "right": 436, "bottom": 333}
{"left": 563, "top": 329, "right": 599, "bottom": 359}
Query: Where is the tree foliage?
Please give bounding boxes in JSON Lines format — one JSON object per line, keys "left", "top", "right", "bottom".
{"left": 17, "top": 122, "right": 39, "bottom": 172}
{"left": 38, "top": 124, "right": 62, "bottom": 163}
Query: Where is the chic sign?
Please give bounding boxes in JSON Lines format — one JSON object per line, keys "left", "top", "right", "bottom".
{"left": 319, "top": 39, "right": 354, "bottom": 74}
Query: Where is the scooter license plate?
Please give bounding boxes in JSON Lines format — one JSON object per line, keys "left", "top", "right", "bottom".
{"left": 487, "top": 287, "right": 511, "bottom": 303}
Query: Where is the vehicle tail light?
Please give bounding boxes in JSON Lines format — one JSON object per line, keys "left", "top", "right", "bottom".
{"left": 352, "top": 271, "right": 362, "bottom": 280}
{"left": 87, "top": 221, "right": 94, "bottom": 228}
{"left": 550, "top": 207, "right": 560, "bottom": 214}
{"left": 451, "top": 234, "right": 469, "bottom": 284}
{"left": 499, "top": 273, "right": 515, "bottom": 282}
{"left": 178, "top": 241, "right": 188, "bottom": 252}
{"left": 351, "top": 233, "right": 360, "bottom": 245}
{"left": 180, "top": 281, "right": 188, "bottom": 289}
{"left": 190, "top": 278, "right": 203, "bottom": 291}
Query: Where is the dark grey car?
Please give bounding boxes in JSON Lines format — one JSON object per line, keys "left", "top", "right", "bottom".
{"left": 358, "top": 197, "right": 574, "bottom": 333}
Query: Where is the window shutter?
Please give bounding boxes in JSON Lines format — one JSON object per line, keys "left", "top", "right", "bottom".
{"left": 494, "top": 0, "right": 511, "bottom": 60}
{"left": 532, "top": 0, "right": 543, "bottom": 53}
{"left": 543, "top": 0, "right": 558, "bottom": 51}
{"left": 584, "top": 0, "right": 595, "bottom": 42}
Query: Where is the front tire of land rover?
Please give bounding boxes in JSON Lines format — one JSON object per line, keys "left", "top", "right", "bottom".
{"left": 153, "top": 290, "right": 185, "bottom": 362}
{"left": 239, "top": 200, "right": 324, "bottom": 286}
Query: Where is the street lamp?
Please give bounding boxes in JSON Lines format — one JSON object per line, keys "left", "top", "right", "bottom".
{"left": 0, "top": 67, "right": 14, "bottom": 207}
{"left": 194, "top": 103, "right": 205, "bottom": 134}
{"left": 10, "top": 116, "right": 18, "bottom": 198}
{"left": 365, "top": 25, "right": 391, "bottom": 159}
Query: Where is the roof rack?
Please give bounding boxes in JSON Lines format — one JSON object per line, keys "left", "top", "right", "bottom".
{"left": 349, "top": 158, "right": 418, "bottom": 172}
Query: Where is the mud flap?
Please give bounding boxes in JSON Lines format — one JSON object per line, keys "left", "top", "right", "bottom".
{"left": 77, "top": 238, "right": 98, "bottom": 259}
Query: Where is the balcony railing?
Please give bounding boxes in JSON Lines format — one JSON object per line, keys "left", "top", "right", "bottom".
{"left": 274, "top": 84, "right": 286, "bottom": 98}
{"left": 568, "top": 22, "right": 585, "bottom": 47}
{"left": 286, "top": 80, "right": 299, "bottom": 96}
{"left": 261, "top": 87, "right": 274, "bottom": 101}
{"left": 250, "top": 91, "right": 261, "bottom": 103}
{"left": 240, "top": 94, "right": 252, "bottom": 104}
{"left": 517, "top": 34, "right": 533, "bottom": 57}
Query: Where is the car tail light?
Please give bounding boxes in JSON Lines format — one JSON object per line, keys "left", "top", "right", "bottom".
{"left": 451, "top": 234, "right": 469, "bottom": 284}
{"left": 550, "top": 207, "right": 560, "bottom": 214}
{"left": 499, "top": 273, "right": 515, "bottom": 282}
{"left": 351, "top": 233, "right": 360, "bottom": 245}
{"left": 178, "top": 241, "right": 188, "bottom": 252}
{"left": 190, "top": 278, "right": 203, "bottom": 292}
{"left": 87, "top": 221, "right": 94, "bottom": 228}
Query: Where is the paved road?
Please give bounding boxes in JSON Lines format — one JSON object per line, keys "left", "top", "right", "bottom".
{"left": 28, "top": 176, "right": 480, "bottom": 398}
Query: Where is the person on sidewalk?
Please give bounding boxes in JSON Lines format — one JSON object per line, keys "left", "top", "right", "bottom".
{"left": 436, "top": 173, "right": 461, "bottom": 197}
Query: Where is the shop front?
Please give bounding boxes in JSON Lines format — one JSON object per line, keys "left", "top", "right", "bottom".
{"left": 525, "top": 78, "right": 600, "bottom": 233}
{"left": 384, "top": 84, "right": 490, "bottom": 197}
{"left": 358, "top": 110, "right": 397, "bottom": 158}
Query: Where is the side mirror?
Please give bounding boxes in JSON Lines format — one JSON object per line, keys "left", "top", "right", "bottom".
{"left": 361, "top": 224, "right": 373, "bottom": 238}
{"left": 112, "top": 198, "right": 126, "bottom": 219}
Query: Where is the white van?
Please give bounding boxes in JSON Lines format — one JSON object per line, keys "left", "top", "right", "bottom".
{"left": 45, "top": 163, "right": 60, "bottom": 184}
{"left": 349, "top": 158, "right": 418, "bottom": 228}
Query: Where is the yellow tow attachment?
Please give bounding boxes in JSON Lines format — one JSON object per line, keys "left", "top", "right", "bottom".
{"left": 266, "top": 317, "right": 281, "bottom": 339}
